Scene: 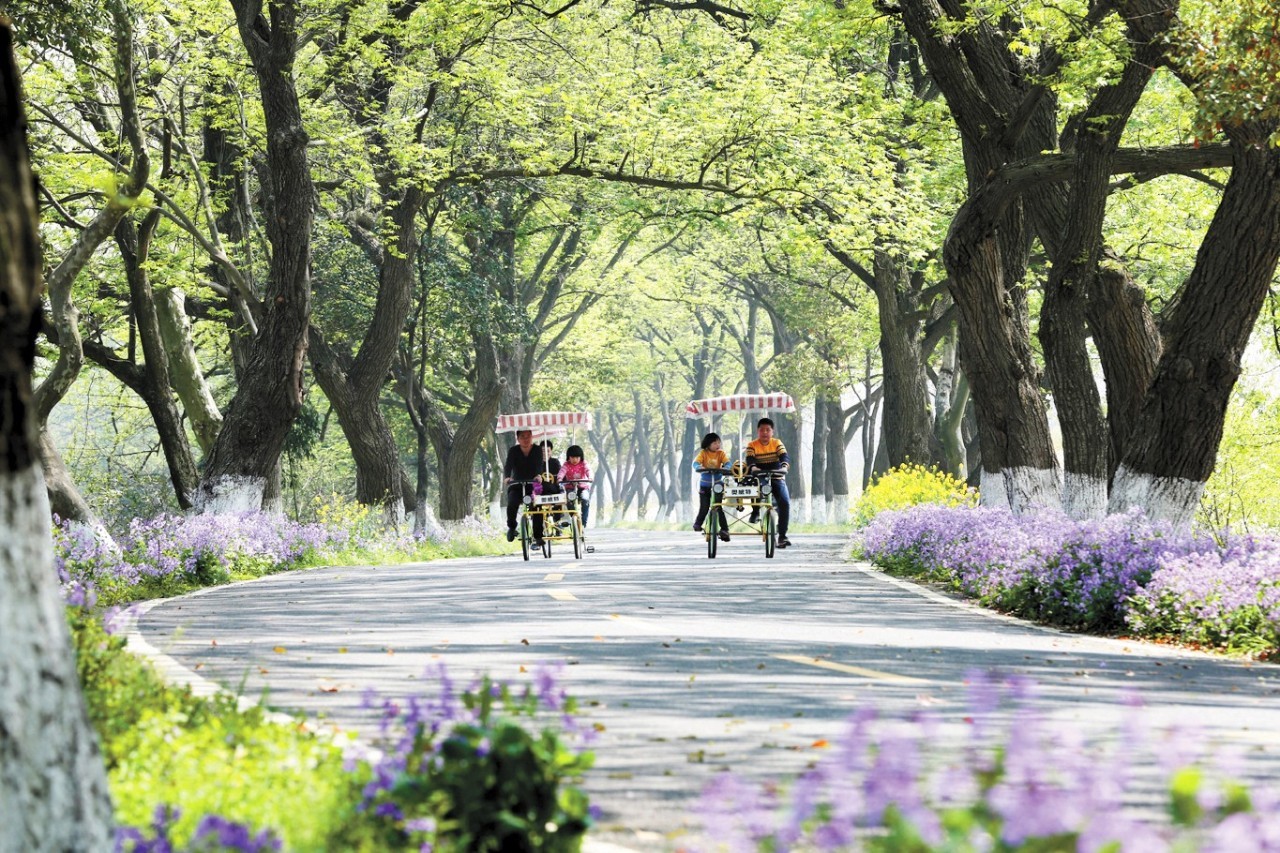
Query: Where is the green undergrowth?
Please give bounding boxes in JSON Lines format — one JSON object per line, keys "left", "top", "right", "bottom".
{"left": 73, "top": 611, "right": 359, "bottom": 849}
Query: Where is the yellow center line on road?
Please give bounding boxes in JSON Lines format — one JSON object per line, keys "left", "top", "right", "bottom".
{"left": 772, "top": 653, "right": 927, "bottom": 683}
{"left": 543, "top": 573, "right": 564, "bottom": 582}
{"left": 547, "top": 590, "right": 579, "bottom": 602}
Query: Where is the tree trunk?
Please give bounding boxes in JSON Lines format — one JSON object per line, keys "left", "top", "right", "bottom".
{"left": 115, "top": 216, "right": 199, "bottom": 508}
{"left": 808, "top": 397, "right": 828, "bottom": 523}
{"left": 311, "top": 332, "right": 410, "bottom": 524}
{"left": 933, "top": 332, "right": 969, "bottom": 478}
{"left": 945, "top": 172, "right": 1062, "bottom": 514}
{"left": 32, "top": 0, "right": 150, "bottom": 527}
{"left": 872, "top": 251, "right": 939, "bottom": 467}
{"left": 825, "top": 397, "right": 850, "bottom": 521}
{"left": 198, "top": 0, "right": 313, "bottom": 512}
{"left": 859, "top": 350, "right": 877, "bottom": 490}
{"left": 155, "top": 288, "right": 223, "bottom": 455}
{"left": 1085, "top": 261, "right": 1160, "bottom": 479}
{"left": 37, "top": 429, "right": 114, "bottom": 541}
{"left": 1112, "top": 122, "right": 1280, "bottom": 527}
{"left": 1039, "top": 4, "right": 1170, "bottom": 520}
{"left": 1, "top": 25, "right": 115, "bottom": 845}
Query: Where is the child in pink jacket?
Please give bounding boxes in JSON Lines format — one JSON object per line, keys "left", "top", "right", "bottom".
{"left": 558, "top": 445, "right": 593, "bottom": 526}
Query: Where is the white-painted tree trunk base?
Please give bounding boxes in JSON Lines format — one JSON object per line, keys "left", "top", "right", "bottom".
{"left": 0, "top": 467, "right": 114, "bottom": 851}
{"left": 63, "top": 518, "right": 120, "bottom": 557}
{"left": 378, "top": 499, "right": 407, "bottom": 532}
{"left": 811, "top": 495, "right": 828, "bottom": 525}
{"left": 978, "top": 469, "right": 1009, "bottom": 509}
{"left": 790, "top": 497, "right": 807, "bottom": 525}
{"left": 1004, "top": 466, "right": 1063, "bottom": 515}
{"left": 830, "top": 494, "right": 850, "bottom": 523}
{"left": 1108, "top": 465, "right": 1204, "bottom": 530}
{"left": 1062, "top": 472, "right": 1107, "bottom": 520}
{"left": 416, "top": 502, "right": 446, "bottom": 541}
{"left": 196, "top": 475, "right": 265, "bottom": 514}
{"left": 676, "top": 499, "right": 692, "bottom": 523}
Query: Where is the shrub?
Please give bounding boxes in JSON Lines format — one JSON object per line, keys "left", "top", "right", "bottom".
{"left": 859, "top": 506, "right": 1216, "bottom": 633}
{"left": 1128, "top": 536, "right": 1280, "bottom": 654}
{"left": 337, "top": 664, "right": 596, "bottom": 852}
{"left": 860, "top": 504, "right": 1280, "bottom": 650}
{"left": 852, "top": 463, "right": 976, "bottom": 528}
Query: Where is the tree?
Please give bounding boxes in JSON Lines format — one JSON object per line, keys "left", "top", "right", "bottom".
{"left": 195, "top": 0, "right": 314, "bottom": 512}
{"left": 0, "top": 18, "right": 114, "bottom": 846}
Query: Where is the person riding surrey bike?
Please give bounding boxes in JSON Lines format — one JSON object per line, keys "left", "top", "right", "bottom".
{"left": 745, "top": 417, "right": 792, "bottom": 548}
{"left": 692, "top": 432, "right": 731, "bottom": 542}
{"left": 558, "top": 445, "right": 593, "bottom": 527}
{"left": 503, "top": 429, "right": 546, "bottom": 545}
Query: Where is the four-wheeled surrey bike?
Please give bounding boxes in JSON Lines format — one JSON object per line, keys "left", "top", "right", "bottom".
{"left": 496, "top": 411, "right": 595, "bottom": 561}
{"left": 507, "top": 477, "right": 592, "bottom": 561}
{"left": 695, "top": 466, "right": 786, "bottom": 559}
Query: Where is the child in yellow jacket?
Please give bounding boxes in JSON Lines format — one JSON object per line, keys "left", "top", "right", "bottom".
{"left": 693, "top": 433, "right": 731, "bottom": 540}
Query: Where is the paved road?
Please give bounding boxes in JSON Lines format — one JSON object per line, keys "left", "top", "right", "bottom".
{"left": 130, "top": 529, "right": 1280, "bottom": 850}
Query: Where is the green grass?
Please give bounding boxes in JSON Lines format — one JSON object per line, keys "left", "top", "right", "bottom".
{"left": 74, "top": 613, "right": 359, "bottom": 849}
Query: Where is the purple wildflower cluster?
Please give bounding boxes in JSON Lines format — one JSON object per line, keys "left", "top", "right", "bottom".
{"left": 348, "top": 662, "right": 596, "bottom": 847}
{"left": 54, "top": 512, "right": 351, "bottom": 602}
{"left": 115, "top": 804, "right": 281, "bottom": 852}
{"left": 697, "top": 673, "right": 1280, "bottom": 851}
{"left": 1130, "top": 535, "right": 1280, "bottom": 652}
{"left": 858, "top": 505, "right": 1280, "bottom": 641}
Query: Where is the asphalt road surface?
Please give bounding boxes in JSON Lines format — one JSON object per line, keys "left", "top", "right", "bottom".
{"left": 128, "top": 528, "right": 1280, "bottom": 850}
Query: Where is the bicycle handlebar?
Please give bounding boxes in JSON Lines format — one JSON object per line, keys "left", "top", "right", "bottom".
{"left": 507, "top": 478, "right": 593, "bottom": 491}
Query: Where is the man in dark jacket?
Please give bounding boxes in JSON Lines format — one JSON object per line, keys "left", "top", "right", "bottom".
{"left": 504, "top": 429, "right": 546, "bottom": 542}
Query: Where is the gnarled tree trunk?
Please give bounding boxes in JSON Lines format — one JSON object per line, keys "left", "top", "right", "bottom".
{"left": 1, "top": 24, "right": 115, "bottom": 847}
{"left": 155, "top": 288, "right": 223, "bottom": 455}
{"left": 197, "top": 0, "right": 313, "bottom": 513}
{"left": 1112, "top": 121, "right": 1280, "bottom": 527}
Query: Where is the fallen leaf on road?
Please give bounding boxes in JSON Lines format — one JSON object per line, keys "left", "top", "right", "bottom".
{"left": 258, "top": 667, "right": 269, "bottom": 674}
{"left": 594, "top": 635, "right": 604, "bottom": 641}
{"left": 273, "top": 646, "right": 287, "bottom": 654}
{"left": 194, "top": 663, "right": 204, "bottom": 671}
{"left": 211, "top": 640, "right": 218, "bottom": 647}
{"left": 521, "top": 639, "right": 530, "bottom": 645}
{"left": 519, "top": 665, "right": 528, "bottom": 673}
{"left": 593, "top": 723, "right": 607, "bottom": 732}
{"left": 338, "top": 647, "right": 347, "bottom": 654}
{"left": 811, "top": 739, "right": 830, "bottom": 749}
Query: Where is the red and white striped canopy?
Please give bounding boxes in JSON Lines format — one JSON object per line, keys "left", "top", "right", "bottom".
{"left": 685, "top": 393, "right": 796, "bottom": 419}
{"left": 495, "top": 411, "right": 593, "bottom": 433}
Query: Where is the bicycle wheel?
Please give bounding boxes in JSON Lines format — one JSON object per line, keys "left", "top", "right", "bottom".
{"left": 572, "top": 513, "right": 583, "bottom": 559}
{"left": 520, "top": 514, "right": 532, "bottom": 561}
{"left": 764, "top": 504, "right": 776, "bottom": 559}
{"left": 707, "top": 502, "right": 718, "bottom": 559}
{"left": 542, "top": 525, "right": 552, "bottom": 558}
